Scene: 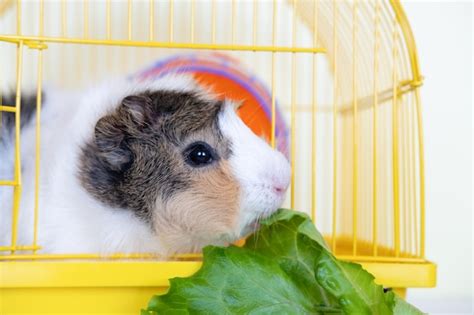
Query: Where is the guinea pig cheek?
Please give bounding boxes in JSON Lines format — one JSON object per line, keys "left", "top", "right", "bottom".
{"left": 151, "top": 160, "right": 241, "bottom": 253}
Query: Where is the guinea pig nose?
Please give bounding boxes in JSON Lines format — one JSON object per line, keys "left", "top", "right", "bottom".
{"left": 272, "top": 178, "right": 290, "bottom": 195}
{"left": 274, "top": 186, "right": 286, "bottom": 194}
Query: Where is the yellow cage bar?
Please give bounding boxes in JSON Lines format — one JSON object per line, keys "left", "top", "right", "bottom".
{"left": 0, "top": 0, "right": 436, "bottom": 313}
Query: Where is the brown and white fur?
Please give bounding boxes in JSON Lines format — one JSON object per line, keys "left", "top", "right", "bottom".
{"left": 0, "top": 75, "right": 290, "bottom": 255}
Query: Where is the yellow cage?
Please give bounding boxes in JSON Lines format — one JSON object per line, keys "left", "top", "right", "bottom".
{"left": 0, "top": 0, "right": 436, "bottom": 313}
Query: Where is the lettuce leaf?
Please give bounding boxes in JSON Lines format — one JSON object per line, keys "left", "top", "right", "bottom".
{"left": 144, "top": 246, "right": 341, "bottom": 314}
{"left": 245, "top": 210, "right": 394, "bottom": 314}
{"left": 143, "top": 209, "right": 423, "bottom": 315}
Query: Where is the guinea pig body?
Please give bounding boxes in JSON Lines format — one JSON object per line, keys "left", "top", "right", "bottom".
{"left": 0, "top": 75, "right": 290, "bottom": 256}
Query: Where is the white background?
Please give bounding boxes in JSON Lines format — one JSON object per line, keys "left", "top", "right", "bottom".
{"left": 402, "top": 1, "right": 473, "bottom": 314}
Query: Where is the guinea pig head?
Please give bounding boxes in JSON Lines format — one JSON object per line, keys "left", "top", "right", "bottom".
{"left": 79, "top": 86, "right": 290, "bottom": 254}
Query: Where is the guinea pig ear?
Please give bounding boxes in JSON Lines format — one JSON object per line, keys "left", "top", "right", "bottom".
{"left": 94, "top": 115, "right": 133, "bottom": 172}
{"left": 120, "top": 95, "right": 152, "bottom": 126}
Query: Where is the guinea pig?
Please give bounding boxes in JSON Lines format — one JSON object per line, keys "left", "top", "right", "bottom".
{"left": 0, "top": 75, "right": 290, "bottom": 256}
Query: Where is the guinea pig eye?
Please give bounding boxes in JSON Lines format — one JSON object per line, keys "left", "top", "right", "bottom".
{"left": 185, "top": 142, "right": 216, "bottom": 167}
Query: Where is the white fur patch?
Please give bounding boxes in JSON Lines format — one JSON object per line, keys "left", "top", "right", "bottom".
{"left": 218, "top": 102, "right": 291, "bottom": 237}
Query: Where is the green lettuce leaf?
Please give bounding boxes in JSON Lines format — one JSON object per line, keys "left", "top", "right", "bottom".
{"left": 245, "top": 209, "right": 394, "bottom": 315}
{"left": 144, "top": 246, "right": 341, "bottom": 314}
{"left": 143, "top": 209, "right": 423, "bottom": 315}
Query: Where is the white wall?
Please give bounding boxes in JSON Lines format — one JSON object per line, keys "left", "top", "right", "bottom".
{"left": 402, "top": 1, "right": 473, "bottom": 314}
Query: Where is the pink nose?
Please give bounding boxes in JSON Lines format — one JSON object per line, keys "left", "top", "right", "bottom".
{"left": 272, "top": 178, "right": 290, "bottom": 195}
{"left": 274, "top": 186, "right": 287, "bottom": 195}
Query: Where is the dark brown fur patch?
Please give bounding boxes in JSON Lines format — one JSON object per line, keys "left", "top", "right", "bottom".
{"left": 78, "top": 90, "right": 232, "bottom": 222}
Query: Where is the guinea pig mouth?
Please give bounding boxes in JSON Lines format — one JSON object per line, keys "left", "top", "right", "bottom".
{"left": 239, "top": 204, "right": 283, "bottom": 239}
{"left": 243, "top": 209, "right": 275, "bottom": 236}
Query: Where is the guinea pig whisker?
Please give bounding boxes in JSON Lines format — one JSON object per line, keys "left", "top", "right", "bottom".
{"left": 252, "top": 212, "right": 264, "bottom": 248}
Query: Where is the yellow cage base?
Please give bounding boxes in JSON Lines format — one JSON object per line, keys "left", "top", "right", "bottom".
{"left": 0, "top": 260, "right": 436, "bottom": 314}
